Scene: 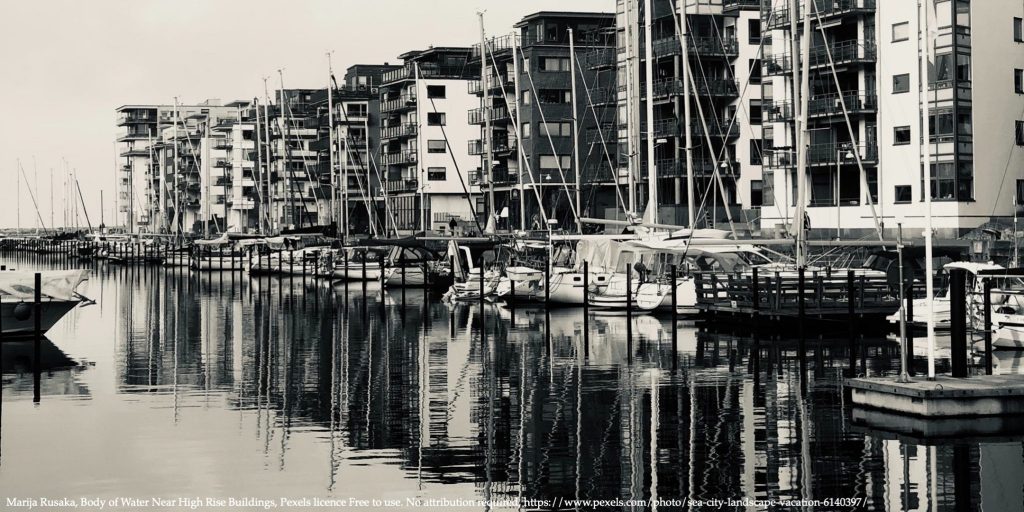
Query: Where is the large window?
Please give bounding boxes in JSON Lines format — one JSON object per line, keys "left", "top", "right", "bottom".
{"left": 894, "top": 126, "right": 911, "bottom": 145}
{"left": 749, "top": 59, "right": 762, "bottom": 84}
{"left": 749, "top": 99, "right": 762, "bottom": 125}
{"left": 892, "top": 22, "right": 909, "bottom": 42}
{"left": 539, "top": 121, "right": 572, "bottom": 137}
{"left": 894, "top": 185, "right": 912, "bottom": 204}
{"left": 1015, "top": 17, "right": 1023, "bottom": 42}
{"left": 1016, "top": 120, "right": 1024, "bottom": 145}
{"left": 1016, "top": 69, "right": 1024, "bottom": 94}
{"left": 750, "top": 180, "right": 764, "bottom": 207}
{"left": 539, "top": 155, "right": 570, "bottom": 170}
{"left": 929, "top": 109, "right": 955, "bottom": 141}
{"left": 427, "top": 113, "right": 446, "bottom": 126}
{"left": 426, "top": 85, "right": 446, "bottom": 99}
{"left": 427, "top": 167, "right": 446, "bottom": 181}
{"left": 1017, "top": 179, "right": 1024, "bottom": 205}
{"left": 346, "top": 103, "right": 368, "bottom": 118}
{"left": 893, "top": 73, "right": 910, "bottom": 94}
{"left": 749, "top": 139, "right": 763, "bottom": 165}
{"left": 762, "top": 171, "right": 775, "bottom": 207}
{"left": 427, "top": 140, "right": 446, "bottom": 153}
{"left": 538, "top": 89, "right": 571, "bottom": 104}
{"left": 748, "top": 18, "right": 761, "bottom": 44}
{"left": 540, "top": 57, "right": 570, "bottom": 72}
{"left": 930, "top": 163, "right": 957, "bottom": 200}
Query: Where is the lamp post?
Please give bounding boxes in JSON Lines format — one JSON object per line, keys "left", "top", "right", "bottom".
{"left": 835, "top": 143, "right": 855, "bottom": 241}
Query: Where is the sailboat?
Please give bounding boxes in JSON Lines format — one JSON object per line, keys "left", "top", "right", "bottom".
{"left": 0, "top": 270, "right": 91, "bottom": 337}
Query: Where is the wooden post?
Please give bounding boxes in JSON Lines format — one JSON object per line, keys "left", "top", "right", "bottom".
{"left": 798, "top": 267, "right": 807, "bottom": 381}
{"left": 626, "top": 262, "right": 633, "bottom": 352}
{"left": 984, "top": 277, "right": 993, "bottom": 375}
{"left": 847, "top": 270, "right": 857, "bottom": 376}
{"left": 33, "top": 272, "right": 42, "bottom": 403}
{"left": 670, "top": 264, "right": 678, "bottom": 354}
{"left": 906, "top": 280, "right": 915, "bottom": 376}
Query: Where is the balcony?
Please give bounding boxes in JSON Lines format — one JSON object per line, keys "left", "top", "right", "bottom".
{"left": 382, "top": 149, "right": 418, "bottom": 166}
{"left": 652, "top": 78, "right": 739, "bottom": 99}
{"left": 808, "top": 40, "right": 876, "bottom": 68}
{"left": 580, "top": 48, "right": 616, "bottom": 71}
{"left": 653, "top": 35, "right": 739, "bottom": 59}
{"left": 383, "top": 64, "right": 471, "bottom": 84}
{"left": 470, "top": 34, "right": 518, "bottom": 60}
{"left": 117, "top": 112, "right": 157, "bottom": 126}
{"left": 469, "top": 138, "right": 518, "bottom": 155}
{"left": 381, "top": 123, "right": 418, "bottom": 140}
{"left": 213, "top": 141, "right": 233, "bottom": 150}
{"left": 723, "top": 0, "right": 761, "bottom": 13}
{"left": 764, "top": 143, "right": 877, "bottom": 168}
{"left": 764, "top": 0, "right": 875, "bottom": 30}
{"left": 807, "top": 92, "right": 876, "bottom": 118}
{"left": 213, "top": 159, "right": 231, "bottom": 168}
{"left": 117, "top": 131, "right": 151, "bottom": 142}
{"left": 467, "top": 72, "right": 515, "bottom": 95}
{"left": 385, "top": 178, "right": 419, "bottom": 193}
{"left": 468, "top": 106, "right": 513, "bottom": 125}
{"left": 764, "top": 100, "right": 794, "bottom": 122}
{"left": 764, "top": 54, "right": 792, "bottom": 76}
{"left": 381, "top": 93, "right": 417, "bottom": 113}
{"left": 656, "top": 158, "right": 740, "bottom": 178}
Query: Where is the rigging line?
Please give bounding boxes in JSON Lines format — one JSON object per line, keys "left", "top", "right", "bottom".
{"left": 280, "top": 96, "right": 329, "bottom": 226}
{"left": 573, "top": 48, "right": 630, "bottom": 217}
{"left": 17, "top": 159, "right": 50, "bottom": 232}
{"left": 424, "top": 95, "right": 485, "bottom": 235}
{"left": 809, "top": 0, "right": 884, "bottom": 241}
{"left": 674, "top": 9, "right": 737, "bottom": 237}
{"left": 700, "top": 4, "right": 790, "bottom": 227}
{"left": 484, "top": 41, "right": 552, "bottom": 229}
{"left": 274, "top": 88, "right": 312, "bottom": 229}
{"left": 178, "top": 123, "right": 224, "bottom": 233}
{"left": 335, "top": 97, "right": 386, "bottom": 237}
{"left": 251, "top": 99, "right": 273, "bottom": 233}
{"left": 522, "top": 63, "right": 582, "bottom": 224}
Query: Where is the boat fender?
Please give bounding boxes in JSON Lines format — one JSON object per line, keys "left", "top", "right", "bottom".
{"left": 13, "top": 302, "right": 32, "bottom": 321}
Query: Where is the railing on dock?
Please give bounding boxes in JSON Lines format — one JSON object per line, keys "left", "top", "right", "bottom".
{"left": 695, "top": 269, "right": 900, "bottom": 319}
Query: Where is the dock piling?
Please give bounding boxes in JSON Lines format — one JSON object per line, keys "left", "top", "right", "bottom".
{"left": 984, "top": 277, "right": 993, "bottom": 375}
{"left": 949, "top": 267, "right": 968, "bottom": 378}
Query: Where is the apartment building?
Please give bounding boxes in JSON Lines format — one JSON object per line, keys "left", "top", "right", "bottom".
{"left": 379, "top": 47, "right": 480, "bottom": 234}
{"left": 467, "top": 11, "right": 618, "bottom": 232}
{"left": 616, "top": 0, "right": 763, "bottom": 228}
{"left": 760, "top": 0, "right": 1024, "bottom": 239}
{"left": 310, "top": 64, "right": 398, "bottom": 236}
{"left": 117, "top": 100, "right": 249, "bottom": 234}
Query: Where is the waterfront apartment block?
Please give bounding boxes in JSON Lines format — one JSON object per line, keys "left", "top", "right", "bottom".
{"left": 760, "top": 0, "right": 1024, "bottom": 239}
{"left": 467, "top": 11, "right": 618, "bottom": 232}
{"left": 616, "top": 0, "right": 764, "bottom": 229}
{"left": 379, "top": 47, "right": 481, "bottom": 234}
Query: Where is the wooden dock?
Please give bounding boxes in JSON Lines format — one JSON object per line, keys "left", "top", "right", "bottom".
{"left": 846, "top": 375, "right": 1024, "bottom": 417}
{"left": 695, "top": 269, "right": 899, "bottom": 321}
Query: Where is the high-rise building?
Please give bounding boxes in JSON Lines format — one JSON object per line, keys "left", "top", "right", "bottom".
{"left": 379, "top": 47, "right": 481, "bottom": 235}
{"left": 760, "top": 0, "right": 1024, "bottom": 238}
{"left": 468, "top": 11, "right": 618, "bottom": 232}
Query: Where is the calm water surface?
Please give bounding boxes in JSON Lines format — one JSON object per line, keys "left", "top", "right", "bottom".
{"left": 1, "top": 254, "right": 1022, "bottom": 511}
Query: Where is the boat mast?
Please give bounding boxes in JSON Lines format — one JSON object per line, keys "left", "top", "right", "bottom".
{"left": 263, "top": 78, "right": 274, "bottom": 234}
{"left": 173, "top": 97, "right": 180, "bottom": 236}
{"left": 624, "top": 0, "right": 637, "bottom": 215}
{"left": 414, "top": 63, "right": 427, "bottom": 234}
{"left": 16, "top": 158, "right": 21, "bottom": 232}
{"left": 203, "top": 117, "right": 210, "bottom": 238}
{"left": 676, "top": 0, "right": 695, "bottom": 227}
{"left": 327, "top": 52, "right": 339, "bottom": 233}
{"left": 480, "top": 12, "right": 496, "bottom": 233}
{"left": 792, "top": 0, "right": 811, "bottom": 268}
{"left": 569, "top": 28, "right": 583, "bottom": 235}
{"left": 512, "top": 33, "right": 526, "bottom": 231}
{"left": 643, "top": 0, "right": 658, "bottom": 225}
{"left": 920, "top": 0, "right": 937, "bottom": 379}
{"left": 49, "top": 165, "right": 54, "bottom": 231}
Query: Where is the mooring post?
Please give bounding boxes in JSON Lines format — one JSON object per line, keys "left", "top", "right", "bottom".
{"left": 906, "top": 280, "right": 915, "bottom": 376}
{"left": 361, "top": 255, "right": 367, "bottom": 292}
{"left": 33, "top": 272, "right": 42, "bottom": 403}
{"left": 626, "top": 262, "right": 633, "bottom": 352}
{"left": 544, "top": 258, "right": 550, "bottom": 306}
{"left": 752, "top": 267, "right": 760, "bottom": 376}
{"left": 984, "top": 277, "right": 993, "bottom": 375}
{"left": 847, "top": 270, "right": 857, "bottom": 376}
{"left": 289, "top": 249, "right": 295, "bottom": 277}
{"left": 798, "top": 266, "right": 807, "bottom": 381}
{"left": 509, "top": 275, "right": 516, "bottom": 328}
{"left": 949, "top": 267, "right": 968, "bottom": 378}
{"left": 379, "top": 254, "right": 386, "bottom": 290}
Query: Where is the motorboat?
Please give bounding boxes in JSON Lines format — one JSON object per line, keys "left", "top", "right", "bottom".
{"left": 1, "top": 270, "right": 91, "bottom": 337}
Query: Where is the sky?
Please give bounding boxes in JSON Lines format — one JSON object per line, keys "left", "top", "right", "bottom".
{"left": 0, "top": 0, "right": 609, "bottom": 229}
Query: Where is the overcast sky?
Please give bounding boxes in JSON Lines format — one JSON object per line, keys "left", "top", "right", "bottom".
{"left": 0, "top": 0, "right": 609, "bottom": 229}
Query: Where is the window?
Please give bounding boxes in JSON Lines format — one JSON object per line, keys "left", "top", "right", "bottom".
{"left": 893, "top": 73, "right": 910, "bottom": 94}
{"left": 1017, "top": 180, "right": 1024, "bottom": 205}
{"left": 929, "top": 109, "right": 955, "bottom": 141}
{"left": 955, "top": 0, "right": 970, "bottom": 28}
{"left": 749, "top": 139, "right": 763, "bottom": 166}
{"left": 346, "top": 103, "right": 368, "bottom": 118}
{"left": 762, "top": 171, "right": 775, "bottom": 207}
{"left": 749, "top": 99, "right": 762, "bottom": 125}
{"left": 866, "top": 169, "right": 879, "bottom": 203}
{"left": 427, "top": 140, "right": 446, "bottom": 153}
{"left": 522, "top": 122, "right": 531, "bottom": 139}
{"left": 750, "top": 180, "right": 764, "bottom": 207}
{"left": 427, "top": 113, "right": 446, "bottom": 126}
{"left": 1016, "top": 69, "right": 1024, "bottom": 94}
{"left": 427, "top": 167, "right": 446, "bottom": 181}
{"left": 934, "top": 53, "right": 953, "bottom": 83}
{"left": 895, "top": 185, "right": 912, "bottom": 203}
{"left": 958, "top": 162, "right": 974, "bottom": 200}
{"left": 749, "top": 59, "right": 762, "bottom": 84}
{"left": 930, "top": 162, "right": 957, "bottom": 200}
{"left": 538, "top": 89, "right": 571, "bottom": 104}
{"left": 958, "top": 112, "right": 973, "bottom": 136}
{"left": 893, "top": 126, "right": 911, "bottom": 145}
{"left": 1016, "top": 120, "right": 1024, "bottom": 145}
{"left": 540, "top": 57, "right": 570, "bottom": 72}
{"left": 956, "top": 54, "right": 971, "bottom": 83}
{"left": 539, "top": 155, "right": 570, "bottom": 170}
{"left": 892, "top": 22, "right": 909, "bottom": 42}
{"left": 426, "top": 85, "right": 446, "bottom": 99}
{"left": 539, "top": 121, "right": 572, "bottom": 137}
{"left": 522, "top": 90, "right": 531, "bottom": 105}
{"left": 1015, "top": 18, "right": 1023, "bottom": 42}
{"left": 748, "top": 18, "right": 761, "bottom": 44}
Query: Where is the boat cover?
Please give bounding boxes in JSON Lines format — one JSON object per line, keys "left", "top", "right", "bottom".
{"left": 0, "top": 270, "right": 89, "bottom": 301}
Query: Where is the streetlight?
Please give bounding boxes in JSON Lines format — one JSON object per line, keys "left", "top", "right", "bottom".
{"left": 835, "top": 143, "right": 856, "bottom": 241}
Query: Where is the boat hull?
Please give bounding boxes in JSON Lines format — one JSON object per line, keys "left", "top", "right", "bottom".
{"left": 1, "top": 300, "right": 80, "bottom": 337}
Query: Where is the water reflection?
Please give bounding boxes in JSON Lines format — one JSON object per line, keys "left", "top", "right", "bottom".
{"left": 0, "top": 254, "right": 1021, "bottom": 510}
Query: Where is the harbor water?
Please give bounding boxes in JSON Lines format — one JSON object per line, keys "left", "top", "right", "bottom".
{"left": 1, "top": 254, "right": 1023, "bottom": 511}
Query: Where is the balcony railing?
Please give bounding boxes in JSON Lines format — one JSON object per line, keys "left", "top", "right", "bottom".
{"left": 653, "top": 35, "right": 739, "bottom": 59}
{"left": 652, "top": 78, "right": 739, "bottom": 99}
{"left": 381, "top": 123, "right": 418, "bottom": 140}
{"left": 385, "top": 178, "right": 419, "bottom": 193}
{"left": 723, "top": 0, "right": 762, "bottom": 12}
{"left": 468, "top": 106, "right": 513, "bottom": 125}
{"left": 765, "top": 92, "right": 876, "bottom": 121}
{"left": 808, "top": 40, "right": 876, "bottom": 68}
{"left": 382, "top": 64, "right": 471, "bottom": 84}
{"left": 764, "top": 0, "right": 876, "bottom": 30}
{"left": 381, "top": 92, "right": 417, "bottom": 113}
{"left": 382, "top": 149, "right": 418, "bottom": 166}
{"left": 579, "top": 48, "right": 616, "bottom": 70}
{"left": 764, "top": 143, "right": 877, "bottom": 168}
{"left": 467, "top": 72, "right": 515, "bottom": 95}
{"left": 655, "top": 159, "right": 740, "bottom": 178}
